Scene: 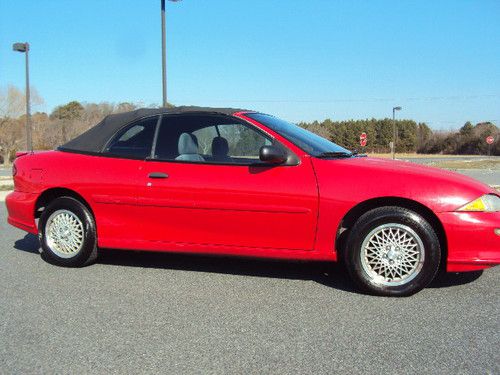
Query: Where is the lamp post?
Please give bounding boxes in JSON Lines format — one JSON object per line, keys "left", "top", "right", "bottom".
{"left": 392, "top": 106, "right": 402, "bottom": 159}
{"left": 12, "top": 42, "right": 32, "bottom": 152}
{"left": 161, "top": 0, "right": 182, "bottom": 108}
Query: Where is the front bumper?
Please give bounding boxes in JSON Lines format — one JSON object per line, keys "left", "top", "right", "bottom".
{"left": 5, "top": 191, "right": 38, "bottom": 234}
{"left": 437, "top": 211, "right": 500, "bottom": 272}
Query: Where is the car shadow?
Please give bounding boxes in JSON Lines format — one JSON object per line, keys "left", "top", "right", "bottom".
{"left": 14, "top": 233, "right": 40, "bottom": 254}
{"left": 98, "top": 248, "right": 358, "bottom": 293}
{"left": 13, "top": 233, "right": 484, "bottom": 292}
{"left": 429, "top": 269, "right": 483, "bottom": 288}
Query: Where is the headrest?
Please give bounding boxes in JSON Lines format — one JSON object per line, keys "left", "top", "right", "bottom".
{"left": 178, "top": 133, "right": 199, "bottom": 154}
{"left": 211, "top": 136, "right": 229, "bottom": 156}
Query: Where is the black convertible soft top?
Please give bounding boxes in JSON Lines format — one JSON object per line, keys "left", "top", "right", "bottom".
{"left": 58, "top": 106, "right": 250, "bottom": 154}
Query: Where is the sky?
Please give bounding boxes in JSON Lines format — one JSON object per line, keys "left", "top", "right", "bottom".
{"left": 0, "top": 0, "right": 499, "bottom": 129}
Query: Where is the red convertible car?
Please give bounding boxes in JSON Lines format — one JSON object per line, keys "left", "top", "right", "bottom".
{"left": 5, "top": 107, "right": 500, "bottom": 296}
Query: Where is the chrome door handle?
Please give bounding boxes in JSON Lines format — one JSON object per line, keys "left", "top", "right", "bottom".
{"left": 148, "top": 172, "right": 169, "bottom": 179}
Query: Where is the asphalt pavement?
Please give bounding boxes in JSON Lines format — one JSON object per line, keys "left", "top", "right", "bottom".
{"left": 0, "top": 206, "right": 498, "bottom": 374}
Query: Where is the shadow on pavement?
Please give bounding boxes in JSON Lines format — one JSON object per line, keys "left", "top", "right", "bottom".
{"left": 429, "top": 270, "right": 483, "bottom": 288}
{"left": 14, "top": 233, "right": 40, "bottom": 254}
{"left": 99, "top": 248, "right": 358, "bottom": 293}
{"left": 13, "top": 233, "right": 484, "bottom": 292}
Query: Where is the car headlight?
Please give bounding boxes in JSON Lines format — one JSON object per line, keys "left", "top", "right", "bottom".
{"left": 457, "top": 194, "right": 500, "bottom": 212}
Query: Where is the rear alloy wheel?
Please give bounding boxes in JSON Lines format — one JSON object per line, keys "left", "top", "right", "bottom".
{"left": 39, "top": 197, "right": 98, "bottom": 267}
{"left": 344, "top": 206, "right": 441, "bottom": 296}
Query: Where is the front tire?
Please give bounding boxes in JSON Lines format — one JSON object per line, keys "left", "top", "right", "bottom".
{"left": 38, "top": 197, "right": 98, "bottom": 267}
{"left": 344, "top": 206, "right": 440, "bottom": 296}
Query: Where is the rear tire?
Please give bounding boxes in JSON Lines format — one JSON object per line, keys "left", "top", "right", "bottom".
{"left": 38, "top": 197, "right": 98, "bottom": 267}
{"left": 343, "top": 206, "right": 440, "bottom": 297}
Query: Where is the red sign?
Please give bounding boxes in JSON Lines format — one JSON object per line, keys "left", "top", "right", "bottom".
{"left": 486, "top": 136, "right": 494, "bottom": 145}
{"left": 360, "top": 132, "right": 367, "bottom": 141}
{"left": 360, "top": 139, "right": 367, "bottom": 147}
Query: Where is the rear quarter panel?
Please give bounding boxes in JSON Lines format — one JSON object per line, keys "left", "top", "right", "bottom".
{"left": 12, "top": 151, "right": 143, "bottom": 243}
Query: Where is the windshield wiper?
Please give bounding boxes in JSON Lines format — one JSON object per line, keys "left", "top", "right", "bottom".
{"left": 316, "top": 151, "right": 353, "bottom": 158}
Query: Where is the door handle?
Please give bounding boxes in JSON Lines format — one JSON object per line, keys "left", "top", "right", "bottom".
{"left": 148, "top": 172, "right": 169, "bottom": 179}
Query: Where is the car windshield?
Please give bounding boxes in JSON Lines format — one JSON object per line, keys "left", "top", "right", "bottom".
{"left": 245, "top": 113, "right": 352, "bottom": 157}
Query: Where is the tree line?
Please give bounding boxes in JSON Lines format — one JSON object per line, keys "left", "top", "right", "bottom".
{"left": 299, "top": 118, "right": 499, "bottom": 155}
{"left": 1, "top": 85, "right": 499, "bottom": 165}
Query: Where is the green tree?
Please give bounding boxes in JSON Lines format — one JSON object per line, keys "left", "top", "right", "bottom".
{"left": 459, "top": 121, "right": 474, "bottom": 136}
{"left": 50, "top": 101, "right": 84, "bottom": 143}
{"left": 416, "top": 122, "right": 432, "bottom": 152}
{"left": 50, "top": 101, "right": 84, "bottom": 120}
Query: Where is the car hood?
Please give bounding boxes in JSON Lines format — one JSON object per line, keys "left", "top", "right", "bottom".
{"left": 311, "top": 156, "right": 497, "bottom": 213}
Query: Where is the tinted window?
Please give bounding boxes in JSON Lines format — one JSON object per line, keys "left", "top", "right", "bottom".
{"left": 246, "top": 113, "right": 351, "bottom": 156}
{"left": 105, "top": 116, "right": 158, "bottom": 158}
{"left": 154, "top": 114, "right": 272, "bottom": 164}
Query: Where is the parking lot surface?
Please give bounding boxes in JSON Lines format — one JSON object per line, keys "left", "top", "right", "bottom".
{"left": 0, "top": 206, "right": 498, "bottom": 374}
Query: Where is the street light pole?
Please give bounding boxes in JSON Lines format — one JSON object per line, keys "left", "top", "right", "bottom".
{"left": 12, "top": 42, "right": 32, "bottom": 152}
{"left": 161, "top": 0, "right": 167, "bottom": 108}
{"left": 392, "top": 106, "right": 402, "bottom": 160}
{"left": 161, "top": 0, "right": 182, "bottom": 108}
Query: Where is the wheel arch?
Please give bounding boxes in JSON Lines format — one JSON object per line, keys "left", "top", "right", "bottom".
{"left": 35, "top": 187, "right": 94, "bottom": 219}
{"left": 336, "top": 197, "right": 447, "bottom": 269}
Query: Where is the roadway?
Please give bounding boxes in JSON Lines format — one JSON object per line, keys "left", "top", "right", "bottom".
{"left": 0, "top": 205, "right": 498, "bottom": 374}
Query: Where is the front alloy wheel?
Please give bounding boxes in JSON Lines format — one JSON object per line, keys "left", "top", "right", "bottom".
{"left": 360, "top": 223, "right": 425, "bottom": 287}
{"left": 344, "top": 206, "right": 441, "bottom": 296}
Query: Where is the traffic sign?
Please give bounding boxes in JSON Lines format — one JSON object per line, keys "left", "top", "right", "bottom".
{"left": 486, "top": 136, "right": 494, "bottom": 145}
{"left": 360, "top": 139, "right": 367, "bottom": 147}
{"left": 360, "top": 132, "right": 367, "bottom": 141}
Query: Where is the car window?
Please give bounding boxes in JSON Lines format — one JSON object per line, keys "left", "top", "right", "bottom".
{"left": 154, "top": 115, "right": 273, "bottom": 164}
{"left": 217, "top": 124, "right": 272, "bottom": 160}
{"left": 246, "top": 113, "right": 351, "bottom": 156}
{"left": 192, "top": 126, "right": 218, "bottom": 155}
{"left": 105, "top": 116, "right": 158, "bottom": 159}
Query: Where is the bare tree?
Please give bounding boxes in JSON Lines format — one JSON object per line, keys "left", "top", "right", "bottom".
{"left": 0, "top": 85, "right": 44, "bottom": 165}
{"left": 0, "top": 86, "right": 25, "bottom": 165}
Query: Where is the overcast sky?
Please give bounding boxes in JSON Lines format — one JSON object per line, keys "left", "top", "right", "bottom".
{"left": 1, "top": 0, "right": 499, "bottom": 129}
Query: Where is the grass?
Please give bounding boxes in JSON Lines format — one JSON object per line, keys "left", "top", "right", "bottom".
{"left": 427, "top": 159, "right": 500, "bottom": 170}
{"left": 369, "top": 153, "right": 490, "bottom": 159}
{"left": 0, "top": 184, "right": 13, "bottom": 191}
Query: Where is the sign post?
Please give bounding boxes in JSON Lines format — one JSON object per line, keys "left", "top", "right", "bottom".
{"left": 360, "top": 132, "right": 367, "bottom": 148}
{"left": 486, "top": 136, "right": 494, "bottom": 156}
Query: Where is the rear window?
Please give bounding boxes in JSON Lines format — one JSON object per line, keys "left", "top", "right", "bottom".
{"left": 104, "top": 116, "right": 159, "bottom": 159}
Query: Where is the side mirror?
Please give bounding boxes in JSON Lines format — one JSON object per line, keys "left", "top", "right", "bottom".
{"left": 259, "top": 145, "right": 287, "bottom": 164}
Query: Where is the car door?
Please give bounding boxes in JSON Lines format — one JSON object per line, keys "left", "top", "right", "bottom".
{"left": 137, "top": 114, "right": 318, "bottom": 251}
{"left": 89, "top": 115, "right": 159, "bottom": 247}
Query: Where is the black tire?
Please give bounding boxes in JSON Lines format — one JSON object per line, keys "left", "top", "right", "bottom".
{"left": 343, "top": 206, "right": 440, "bottom": 297}
{"left": 38, "top": 196, "right": 98, "bottom": 267}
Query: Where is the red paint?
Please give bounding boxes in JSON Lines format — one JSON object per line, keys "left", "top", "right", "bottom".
{"left": 5, "top": 111, "right": 500, "bottom": 273}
